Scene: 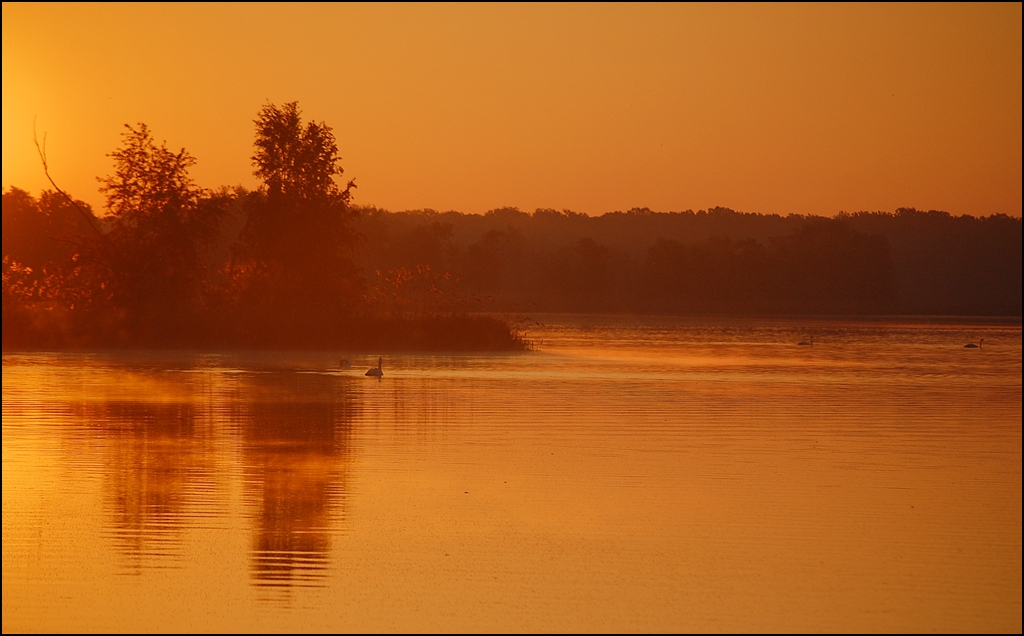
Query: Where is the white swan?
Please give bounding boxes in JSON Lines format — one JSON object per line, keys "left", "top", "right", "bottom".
{"left": 798, "top": 337, "right": 813, "bottom": 346}
{"left": 964, "top": 338, "right": 984, "bottom": 349}
{"left": 366, "top": 357, "right": 383, "bottom": 377}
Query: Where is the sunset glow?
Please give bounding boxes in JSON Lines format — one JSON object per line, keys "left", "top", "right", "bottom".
{"left": 3, "top": 2, "right": 1021, "bottom": 217}
{"left": 3, "top": 4, "right": 1021, "bottom": 634}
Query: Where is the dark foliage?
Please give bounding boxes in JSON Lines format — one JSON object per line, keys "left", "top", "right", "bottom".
{"left": 843, "top": 208, "right": 1022, "bottom": 315}
{"left": 3, "top": 104, "right": 1018, "bottom": 351}
{"left": 98, "top": 124, "right": 226, "bottom": 340}
{"left": 3, "top": 105, "right": 528, "bottom": 351}
{"left": 349, "top": 205, "right": 1019, "bottom": 317}
{"left": 229, "top": 102, "right": 362, "bottom": 329}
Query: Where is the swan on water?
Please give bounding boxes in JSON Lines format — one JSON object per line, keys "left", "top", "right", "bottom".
{"left": 964, "top": 338, "right": 984, "bottom": 349}
{"left": 366, "top": 357, "right": 383, "bottom": 377}
{"left": 798, "top": 337, "right": 813, "bottom": 346}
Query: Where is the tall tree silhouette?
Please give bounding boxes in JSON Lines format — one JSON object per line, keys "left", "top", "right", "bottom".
{"left": 99, "top": 124, "right": 223, "bottom": 338}
{"left": 235, "top": 102, "right": 360, "bottom": 326}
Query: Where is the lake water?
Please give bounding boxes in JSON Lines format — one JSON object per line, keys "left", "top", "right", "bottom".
{"left": 3, "top": 315, "right": 1021, "bottom": 632}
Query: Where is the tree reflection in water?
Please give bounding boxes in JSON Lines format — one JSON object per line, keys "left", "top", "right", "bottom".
{"left": 239, "top": 372, "right": 354, "bottom": 590}
{"left": 62, "top": 361, "right": 356, "bottom": 588}
{"left": 71, "top": 397, "right": 219, "bottom": 574}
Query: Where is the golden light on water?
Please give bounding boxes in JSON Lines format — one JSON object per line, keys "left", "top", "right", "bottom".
{"left": 3, "top": 320, "right": 1021, "bottom": 632}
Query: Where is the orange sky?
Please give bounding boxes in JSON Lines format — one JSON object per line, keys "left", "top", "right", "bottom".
{"left": 3, "top": 3, "right": 1021, "bottom": 217}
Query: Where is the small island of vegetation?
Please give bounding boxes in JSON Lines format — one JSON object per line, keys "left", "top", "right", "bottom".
{"left": 2, "top": 102, "right": 530, "bottom": 351}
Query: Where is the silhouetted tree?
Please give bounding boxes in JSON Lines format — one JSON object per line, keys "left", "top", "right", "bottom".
{"left": 98, "top": 123, "right": 224, "bottom": 338}
{"left": 538, "top": 237, "right": 636, "bottom": 312}
{"left": 233, "top": 102, "right": 360, "bottom": 328}
{"left": 2, "top": 187, "right": 114, "bottom": 347}
{"left": 771, "top": 219, "right": 895, "bottom": 313}
{"left": 844, "top": 208, "right": 1021, "bottom": 314}
{"left": 460, "top": 226, "right": 526, "bottom": 294}
{"left": 2, "top": 187, "right": 99, "bottom": 275}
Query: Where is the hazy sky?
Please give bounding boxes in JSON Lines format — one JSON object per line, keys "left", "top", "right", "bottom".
{"left": 3, "top": 2, "right": 1021, "bottom": 217}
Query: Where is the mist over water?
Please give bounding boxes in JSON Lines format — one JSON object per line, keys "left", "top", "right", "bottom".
{"left": 3, "top": 316, "right": 1021, "bottom": 632}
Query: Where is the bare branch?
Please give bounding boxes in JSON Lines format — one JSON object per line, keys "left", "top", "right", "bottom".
{"left": 46, "top": 235, "right": 87, "bottom": 251}
{"left": 33, "top": 117, "right": 107, "bottom": 242}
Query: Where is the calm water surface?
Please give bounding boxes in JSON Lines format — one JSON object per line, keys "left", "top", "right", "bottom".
{"left": 3, "top": 316, "right": 1021, "bottom": 632}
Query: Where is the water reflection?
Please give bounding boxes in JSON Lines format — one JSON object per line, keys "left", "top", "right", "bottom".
{"left": 69, "top": 398, "right": 218, "bottom": 573}
{"left": 51, "top": 359, "right": 359, "bottom": 589}
{"left": 3, "top": 321, "right": 1019, "bottom": 632}
{"left": 238, "top": 372, "right": 355, "bottom": 589}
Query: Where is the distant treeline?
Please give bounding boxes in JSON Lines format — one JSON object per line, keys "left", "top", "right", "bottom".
{"left": 348, "top": 205, "right": 1021, "bottom": 317}
{"left": 3, "top": 104, "right": 1020, "bottom": 351}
